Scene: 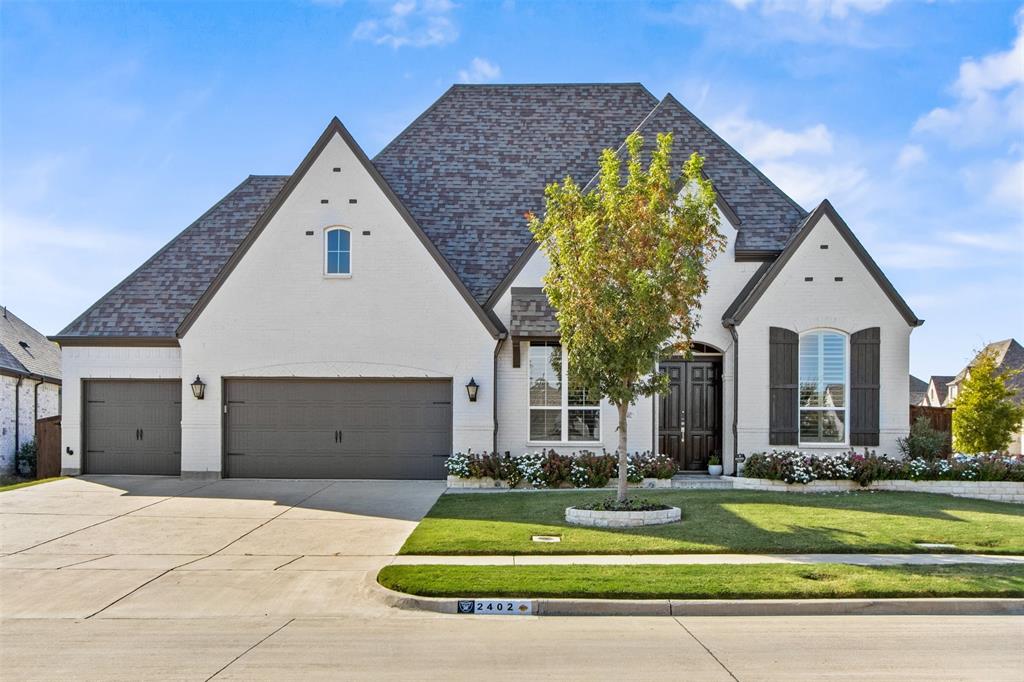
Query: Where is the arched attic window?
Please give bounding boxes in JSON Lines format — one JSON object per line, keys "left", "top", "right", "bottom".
{"left": 324, "top": 226, "right": 351, "bottom": 276}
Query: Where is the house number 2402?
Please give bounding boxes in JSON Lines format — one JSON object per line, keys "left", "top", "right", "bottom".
{"left": 457, "top": 599, "right": 532, "bottom": 615}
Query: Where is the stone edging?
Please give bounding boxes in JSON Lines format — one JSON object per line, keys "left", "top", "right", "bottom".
{"left": 565, "top": 505, "right": 681, "bottom": 528}
{"left": 446, "top": 476, "right": 673, "bottom": 490}
{"left": 373, "top": 581, "right": 1024, "bottom": 617}
{"left": 734, "top": 477, "right": 1024, "bottom": 504}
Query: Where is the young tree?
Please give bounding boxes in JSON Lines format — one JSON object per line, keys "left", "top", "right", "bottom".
{"left": 528, "top": 132, "right": 725, "bottom": 503}
{"left": 951, "top": 349, "right": 1024, "bottom": 453}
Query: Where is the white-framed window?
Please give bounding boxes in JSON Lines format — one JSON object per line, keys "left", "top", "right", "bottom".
{"left": 324, "top": 226, "right": 351, "bottom": 276}
{"left": 528, "top": 342, "right": 601, "bottom": 443}
{"left": 798, "top": 329, "right": 848, "bottom": 445}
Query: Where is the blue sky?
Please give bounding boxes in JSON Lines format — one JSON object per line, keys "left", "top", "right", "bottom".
{"left": 1, "top": 0, "right": 1021, "bottom": 379}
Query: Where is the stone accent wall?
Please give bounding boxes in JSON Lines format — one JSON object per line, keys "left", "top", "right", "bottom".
{"left": 734, "top": 476, "right": 1024, "bottom": 504}
{"left": 1, "top": 376, "right": 61, "bottom": 472}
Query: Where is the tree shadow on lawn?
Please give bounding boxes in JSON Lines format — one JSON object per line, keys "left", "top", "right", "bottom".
{"left": 411, "top": 489, "right": 1024, "bottom": 555}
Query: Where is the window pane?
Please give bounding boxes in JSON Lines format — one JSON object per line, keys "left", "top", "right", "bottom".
{"left": 799, "top": 331, "right": 846, "bottom": 408}
{"left": 530, "top": 409, "right": 562, "bottom": 441}
{"left": 568, "top": 409, "right": 600, "bottom": 441}
{"left": 568, "top": 374, "right": 598, "bottom": 406}
{"left": 327, "top": 229, "right": 340, "bottom": 251}
{"left": 528, "top": 344, "right": 561, "bottom": 407}
{"left": 336, "top": 251, "right": 350, "bottom": 274}
{"left": 799, "top": 409, "right": 846, "bottom": 443}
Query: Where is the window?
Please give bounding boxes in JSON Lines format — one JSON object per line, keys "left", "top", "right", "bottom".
{"left": 798, "top": 330, "right": 847, "bottom": 444}
{"left": 325, "top": 227, "right": 351, "bottom": 275}
{"left": 528, "top": 342, "right": 600, "bottom": 442}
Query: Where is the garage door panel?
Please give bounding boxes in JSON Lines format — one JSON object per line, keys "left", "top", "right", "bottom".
{"left": 224, "top": 379, "right": 452, "bottom": 479}
{"left": 85, "top": 380, "right": 182, "bottom": 476}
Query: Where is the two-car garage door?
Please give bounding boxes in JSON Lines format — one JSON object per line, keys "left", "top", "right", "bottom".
{"left": 224, "top": 379, "right": 452, "bottom": 479}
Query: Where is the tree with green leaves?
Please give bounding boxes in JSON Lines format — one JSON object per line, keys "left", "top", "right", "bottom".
{"left": 951, "top": 349, "right": 1024, "bottom": 453}
{"left": 527, "top": 132, "right": 725, "bottom": 503}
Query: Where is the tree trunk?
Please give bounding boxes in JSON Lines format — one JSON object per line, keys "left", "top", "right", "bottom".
{"left": 616, "top": 401, "right": 629, "bottom": 504}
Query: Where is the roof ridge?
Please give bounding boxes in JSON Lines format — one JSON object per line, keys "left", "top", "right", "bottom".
{"left": 373, "top": 85, "right": 457, "bottom": 162}
{"left": 659, "top": 93, "right": 807, "bottom": 217}
{"left": 57, "top": 175, "right": 268, "bottom": 337}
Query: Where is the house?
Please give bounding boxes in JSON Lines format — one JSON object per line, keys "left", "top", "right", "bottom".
{"left": 947, "top": 339, "right": 1024, "bottom": 454}
{"left": 1, "top": 307, "right": 61, "bottom": 471}
{"left": 909, "top": 375, "right": 928, "bottom": 406}
{"left": 924, "top": 375, "right": 956, "bottom": 407}
{"left": 52, "top": 84, "right": 922, "bottom": 479}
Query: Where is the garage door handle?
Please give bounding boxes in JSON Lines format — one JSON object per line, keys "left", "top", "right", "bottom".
{"left": 140, "top": 429, "right": 144, "bottom": 440}
{"left": 334, "top": 430, "right": 338, "bottom": 443}
{"left": 338, "top": 430, "right": 343, "bottom": 443}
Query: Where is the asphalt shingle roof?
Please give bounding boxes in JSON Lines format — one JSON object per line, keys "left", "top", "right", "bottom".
{"left": 0, "top": 307, "right": 61, "bottom": 381}
{"left": 59, "top": 84, "right": 811, "bottom": 339}
{"left": 509, "top": 288, "right": 559, "bottom": 337}
{"left": 622, "top": 95, "right": 807, "bottom": 252}
{"left": 373, "top": 84, "right": 661, "bottom": 303}
{"left": 59, "top": 176, "right": 288, "bottom": 338}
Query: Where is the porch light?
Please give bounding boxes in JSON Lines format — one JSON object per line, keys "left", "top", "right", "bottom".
{"left": 191, "top": 375, "right": 206, "bottom": 400}
{"left": 465, "top": 377, "right": 479, "bottom": 402}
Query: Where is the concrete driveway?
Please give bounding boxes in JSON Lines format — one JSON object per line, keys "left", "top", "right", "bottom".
{"left": 0, "top": 476, "right": 445, "bottom": 619}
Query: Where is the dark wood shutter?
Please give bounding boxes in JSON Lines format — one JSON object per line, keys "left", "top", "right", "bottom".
{"left": 769, "top": 327, "right": 799, "bottom": 445}
{"left": 850, "top": 327, "right": 880, "bottom": 446}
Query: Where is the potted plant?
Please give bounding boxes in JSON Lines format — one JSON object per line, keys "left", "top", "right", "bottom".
{"left": 707, "top": 454, "right": 723, "bottom": 477}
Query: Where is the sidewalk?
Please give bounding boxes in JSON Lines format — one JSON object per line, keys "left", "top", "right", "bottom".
{"left": 390, "top": 553, "right": 1024, "bottom": 566}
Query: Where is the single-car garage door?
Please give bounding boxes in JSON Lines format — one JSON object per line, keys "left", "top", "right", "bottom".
{"left": 84, "top": 380, "right": 182, "bottom": 475}
{"left": 224, "top": 379, "right": 452, "bottom": 479}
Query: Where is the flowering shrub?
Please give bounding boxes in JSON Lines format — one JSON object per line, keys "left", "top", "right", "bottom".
{"left": 445, "top": 449, "right": 679, "bottom": 487}
{"left": 744, "top": 450, "right": 1024, "bottom": 486}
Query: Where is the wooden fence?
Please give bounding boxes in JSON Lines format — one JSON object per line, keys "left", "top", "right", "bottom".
{"left": 910, "top": 405, "right": 953, "bottom": 454}
{"left": 35, "top": 415, "right": 61, "bottom": 479}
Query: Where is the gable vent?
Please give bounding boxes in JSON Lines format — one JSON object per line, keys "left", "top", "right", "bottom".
{"left": 835, "top": 276, "right": 844, "bottom": 282}
{"left": 804, "top": 277, "right": 813, "bottom": 282}
{"left": 820, "top": 244, "right": 829, "bottom": 249}
{"left": 349, "top": 199, "right": 358, "bottom": 204}
{"left": 320, "top": 199, "right": 329, "bottom": 204}
{"left": 332, "top": 167, "right": 341, "bottom": 172}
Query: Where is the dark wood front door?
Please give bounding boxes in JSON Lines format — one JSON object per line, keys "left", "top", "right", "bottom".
{"left": 658, "top": 360, "right": 722, "bottom": 471}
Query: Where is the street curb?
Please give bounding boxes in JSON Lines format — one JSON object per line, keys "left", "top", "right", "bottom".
{"left": 374, "top": 583, "right": 1024, "bottom": 617}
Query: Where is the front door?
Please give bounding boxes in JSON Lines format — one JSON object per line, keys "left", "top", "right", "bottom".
{"left": 658, "top": 360, "right": 722, "bottom": 471}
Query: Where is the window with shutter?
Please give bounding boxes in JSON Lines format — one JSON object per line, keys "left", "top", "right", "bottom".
{"left": 769, "top": 327, "right": 799, "bottom": 445}
{"left": 798, "top": 330, "right": 848, "bottom": 445}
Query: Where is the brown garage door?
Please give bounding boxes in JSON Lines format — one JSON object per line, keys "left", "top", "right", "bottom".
{"left": 224, "top": 379, "right": 452, "bottom": 479}
{"left": 84, "top": 380, "right": 182, "bottom": 475}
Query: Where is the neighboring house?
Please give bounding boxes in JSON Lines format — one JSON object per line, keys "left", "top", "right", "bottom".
{"left": 924, "top": 375, "right": 956, "bottom": 408}
{"left": 909, "top": 375, "right": 928, "bottom": 406}
{"left": 53, "top": 84, "right": 921, "bottom": 479}
{"left": 1, "top": 307, "right": 62, "bottom": 471}
{"left": 947, "top": 339, "right": 1024, "bottom": 454}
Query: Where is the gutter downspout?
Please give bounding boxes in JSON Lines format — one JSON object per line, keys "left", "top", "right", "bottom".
{"left": 492, "top": 334, "right": 507, "bottom": 453}
{"left": 724, "top": 320, "right": 740, "bottom": 476}
{"left": 13, "top": 376, "right": 23, "bottom": 466}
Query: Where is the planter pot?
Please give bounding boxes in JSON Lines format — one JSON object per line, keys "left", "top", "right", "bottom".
{"left": 708, "top": 464, "right": 724, "bottom": 477}
{"left": 565, "top": 505, "right": 682, "bottom": 528}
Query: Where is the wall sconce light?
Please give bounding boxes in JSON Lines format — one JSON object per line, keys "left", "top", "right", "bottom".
{"left": 191, "top": 375, "right": 206, "bottom": 400}
{"left": 465, "top": 377, "right": 479, "bottom": 402}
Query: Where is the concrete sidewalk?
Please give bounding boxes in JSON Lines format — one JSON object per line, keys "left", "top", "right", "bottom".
{"left": 391, "top": 552, "right": 1024, "bottom": 566}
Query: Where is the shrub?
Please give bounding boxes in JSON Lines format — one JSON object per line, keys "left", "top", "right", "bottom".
{"left": 573, "top": 497, "right": 670, "bottom": 512}
{"left": 516, "top": 452, "right": 547, "bottom": 487}
{"left": 15, "top": 440, "right": 38, "bottom": 478}
{"left": 898, "top": 417, "right": 948, "bottom": 461}
{"left": 631, "top": 451, "right": 676, "bottom": 479}
{"left": 742, "top": 450, "right": 814, "bottom": 484}
{"left": 541, "top": 451, "right": 575, "bottom": 488}
{"left": 569, "top": 451, "right": 617, "bottom": 488}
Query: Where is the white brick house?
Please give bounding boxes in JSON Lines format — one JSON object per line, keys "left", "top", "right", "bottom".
{"left": 53, "top": 84, "right": 921, "bottom": 479}
{"left": 1, "top": 307, "right": 61, "bottom": 472}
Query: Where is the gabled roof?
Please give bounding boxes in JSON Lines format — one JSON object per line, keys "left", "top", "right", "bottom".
{"left": 509, "top": 288, "right": 559, "bottom": 337}
{"left": 174, "top": 117, "right": 503, "bottom": 338}
{"left": 55, "top": 175, "right": 288, "bottom": 341}
{"left": 374, "top": 84, "right": 660, "bottom": 305}
{"left": 952, "top": 338, "right": 1024, "bottom": 400}
{"left": 909, "top": 374, "right": 928, "bottom": 406}
{"left": 0, "top": 307, "right": 61, "bottom": 382}
{"left": 722, "top": 199, "right": 923, "bottom": 328}
{"left": 928, "top": 375, "right": 956, "bottom": 406}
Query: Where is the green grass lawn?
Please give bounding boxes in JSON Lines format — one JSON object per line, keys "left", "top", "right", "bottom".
{"left": 400, "top": 490, "right": 1024, "bottom": 555}
{"left": 378, "top": 563, "right": 1024, "bottom": 600}
{"left": 0, "top": 476, "right": 64, "bottom": 493}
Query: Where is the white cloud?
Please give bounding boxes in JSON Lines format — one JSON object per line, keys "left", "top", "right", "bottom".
{"left": 457, "top": 57, "right": 501, "bottom": 84}
{"left": 913, "top": 8, "right": 1024, "bottom": 146}
{"left": 895, "top": 144, "right": 926, "bottom": 170}
{"left": 989, "top": 157, "right": 1024, "bottom": 207}
{"left": 714, "top": 113, "right": 833, "bottom": 161}
{"left": 725, "top": 0, "right": 892, "bottom": 20}
{"left": 353, "top": 0, "right": 458, "bottom": 48}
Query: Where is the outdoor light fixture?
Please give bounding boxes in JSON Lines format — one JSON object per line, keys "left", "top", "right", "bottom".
{"left": 191, "top": 375, "right": 206, "bottom": 400}
{"left": 465, "top": 377, "right": 479, "bottom": 402}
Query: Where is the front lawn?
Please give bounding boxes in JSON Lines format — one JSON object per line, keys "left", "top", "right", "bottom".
{"left": 378, "top": 563, "right": 1024, "bottom": 600}
{"left": 0, "top": 476, "right": 64, "bottom": 493}
{"left": 400, "top": 490, "right": 1024, "bottom": 555}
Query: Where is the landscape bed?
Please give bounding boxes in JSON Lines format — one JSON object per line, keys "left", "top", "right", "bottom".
{"left": 400, "top": 489, "right": 1024, "bottom": 555}
{"left": 378, "top": 563, "right": 1024, "bottom": 600}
